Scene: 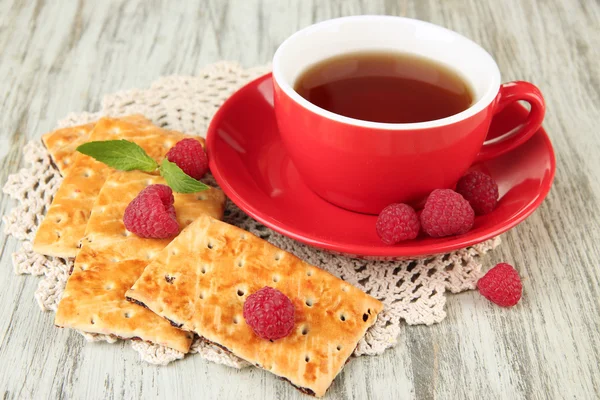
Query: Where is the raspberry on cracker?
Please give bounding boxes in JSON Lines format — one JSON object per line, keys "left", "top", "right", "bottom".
{"left": 124, "top": 184, "right": 179, "bottom": 239}
{"left": 243, "top": 286, "right": 295, "bottom": 340}
{"left": 166, "top": 138, "right": 209, "bottom": 180}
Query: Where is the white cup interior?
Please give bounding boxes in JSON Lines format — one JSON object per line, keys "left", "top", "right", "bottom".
{"left": 273, "top": 16, "right": 501, "bottom": 129}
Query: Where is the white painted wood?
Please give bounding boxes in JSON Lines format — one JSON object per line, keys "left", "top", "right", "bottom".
{"left": 0, "top": 0, "right": 599, "bottom": 399}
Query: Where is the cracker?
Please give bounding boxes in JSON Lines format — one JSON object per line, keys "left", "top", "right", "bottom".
{"left": 42, "top": 115, "right": 150, "bottom": 175}
{"left": 126, "top": 215, "right": 383, "bottom": 396}
{"left": 42, "top": 123, "right": 96, "bottom": 175}
{"left": 33, "top": 116, "right": 204, "bottom": 258}
{"left": 55, "top": 170, "right": 225, "bottom": 352}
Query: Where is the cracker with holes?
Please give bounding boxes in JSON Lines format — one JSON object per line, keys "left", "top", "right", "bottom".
{"left": 34, "top": 115, "right": 202, "bottom": 258}
{"left": 42, "top": 115, "right": 151, "bottom": 175}
{"left": 42, "top": 122, "right": 96, "bottom": 175}
{"left": 55, "top": 170, "right": 225, "bottom": 352}
{"left": 126, "top": 215, "right": 383, "bottom": 397}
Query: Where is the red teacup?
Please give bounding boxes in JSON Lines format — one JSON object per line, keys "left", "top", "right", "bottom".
{"left": 273, "top": 16, "right": 545, "bottom": 215}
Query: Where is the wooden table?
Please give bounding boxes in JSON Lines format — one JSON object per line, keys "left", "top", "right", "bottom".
{"left": 1, "top": 1, "right": 598, "bottom": 399}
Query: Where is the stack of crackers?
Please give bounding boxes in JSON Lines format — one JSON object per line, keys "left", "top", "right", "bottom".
{"left": 35, "top": 115, "right": 383, "bottom": 397}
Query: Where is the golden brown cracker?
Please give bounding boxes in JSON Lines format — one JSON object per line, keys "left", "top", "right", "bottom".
{"left": 127, "top": 215, "right": 383, "bottom": 396}
{"left": 34, "top": 116, "right": 205, "bottom": 258}
{"left": 55, "top": 170, "right": 225, "bottom": 352}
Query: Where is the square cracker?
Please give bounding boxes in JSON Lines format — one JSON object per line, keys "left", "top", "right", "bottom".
{"left": 126, "top": 215, "right": 383, "bottom": 396}
{"left": 55, "top": 170, "right": 225, "bottom": 352}
{"left": 34, "top": 115, "right": 204, "bottom": 258}
{"left": 42, "top": 115, "right": 150, "bottom": 175}
{"left": 42, "top": 123, "right": 95, "bottom": 175}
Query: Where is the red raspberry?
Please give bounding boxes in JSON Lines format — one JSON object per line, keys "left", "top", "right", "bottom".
{"left": 456, "top": 170, "right": 499, "bottom": 215}
{"left": 243, "top": 287, "right": 295, "bottom": 341}
{"left": 123, "top": 184, "right": 179, "bottom": 239}
{"left": 166, "top": 138, "right": 208, "bottom": 180}
{"left": 478, "top": 263, "right": 522, "bottom": 307}
{"left": 420, "top": 189, "right": 474, "bottom": 237}
{"left": 376, "top": 203, "right": 420, "bottom": 245}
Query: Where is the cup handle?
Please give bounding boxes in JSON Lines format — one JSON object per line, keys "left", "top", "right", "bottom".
{"left": 475, "top": 81, "right": 545, "bottom": 162}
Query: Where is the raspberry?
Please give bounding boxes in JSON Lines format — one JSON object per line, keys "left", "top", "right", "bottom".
{"left": 478, "top": 263, "right": 522, "bottom": 307}
{"left": 376, "top": 203, "right": 420, "bottom": 244}
{"left": 456, "top": 170, "right": 499, "bottom": 215}
{"left": 166, "top": 138, "right": 208, "bottom": 180}
{"left": 420, "top": 189, "right": 474, "bottom": 237}
{"left": 123, "top": 184, "right": 179, "bottom": 239}
{"left": 243, "top": 287, "right": 295, "bottom": 341}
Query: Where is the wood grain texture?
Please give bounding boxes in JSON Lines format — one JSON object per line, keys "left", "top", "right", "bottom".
{"left": 0, "top": 0, "right": 598, "bottom": 399}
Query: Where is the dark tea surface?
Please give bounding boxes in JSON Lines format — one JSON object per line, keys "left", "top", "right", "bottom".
{"left": 294, "top": 51, "right": 473, "bottom": 123}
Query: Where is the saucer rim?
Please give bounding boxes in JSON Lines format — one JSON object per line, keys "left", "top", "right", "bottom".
{"left": 206, "top": 73, "right": 556, "bottom": 258}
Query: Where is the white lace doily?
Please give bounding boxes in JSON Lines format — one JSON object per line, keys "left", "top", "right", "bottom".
{"left": 2, "top": 61, "right": 500, "bottom": 367}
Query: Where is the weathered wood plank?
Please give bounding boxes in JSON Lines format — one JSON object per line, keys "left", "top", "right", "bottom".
{"left": 0, "top": 0, "right": 598, "bottom": 399}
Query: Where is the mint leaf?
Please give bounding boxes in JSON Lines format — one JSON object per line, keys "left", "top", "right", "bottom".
{"left": 159, "top": 159, "right": 209, "bottom": 193}
{"left": 76, "top": 140, "right": 158, "bottom": 172}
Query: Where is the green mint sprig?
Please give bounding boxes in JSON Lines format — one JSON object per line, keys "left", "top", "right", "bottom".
{"left": 77, "top": 140, "right": 158, "bottom": 172}
{"left": 76, "top": 140, "right": 209, "bottom": 193}
{"left": 159, "top": 158, "right": 208, "bottom": 193}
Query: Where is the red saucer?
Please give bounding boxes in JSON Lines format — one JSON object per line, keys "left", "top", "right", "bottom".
{"left": 206, "top": 74, "right": 555, "bottom": 258}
